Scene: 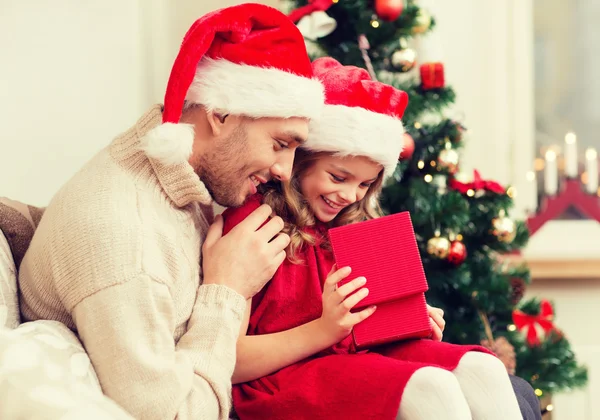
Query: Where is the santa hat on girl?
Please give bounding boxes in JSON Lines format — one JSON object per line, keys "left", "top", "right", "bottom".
{"left": 303, "top": 57, "right": 408, "bottom": 179}
{"left": 142, "top": 3, "right": 325, "bottom": 165}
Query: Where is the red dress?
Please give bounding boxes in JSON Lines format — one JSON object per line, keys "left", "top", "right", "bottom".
{"left": 223, "top": 195, "right": 493, "bottom": 420}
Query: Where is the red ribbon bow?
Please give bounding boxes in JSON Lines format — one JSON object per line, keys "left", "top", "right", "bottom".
{"left": 449, "top": 169, "right": 506, "bottom": 195}
{"left": 512, "top": 300, "right": 555, "bottom": 346}
{"left": 288, "top": 0, "right": 335, "bottom": 23}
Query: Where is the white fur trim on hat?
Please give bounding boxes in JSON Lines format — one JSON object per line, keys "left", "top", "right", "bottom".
{"left": 186, "top": 58, "right": 325, "bottom": 120}
{"left": 305, "top": 104, "right": 404, "bottom": 179}
{"left": 140, "top": 123, "right": 194, "bottom": 166}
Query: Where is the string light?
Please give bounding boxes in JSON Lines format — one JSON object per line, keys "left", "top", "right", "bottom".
{"left": 370, "top": 19, "right": 380, "bottom": 28}
{"left": 417, "top": 160, "right": 425, "bottom": 169}
{"left": 467, "top": 189, "right": 475, "bottom": 197}
{"left": 332, "top": 0, "right": 339, "bottom": 3}
{"left": 430, "top": 160, "right": 437, "bottom": 167}
{"left": 534, "top": 389, "right": 543, "bottom": 397}
{"left": 506, "top": 186, "right": 517, "bottom": 198}
{"left": 424, "top": 174, "right": 433, "bottom": 183}
{"left": 546, "top": 404, "right": 554, "bottom": 412}
{"left": 507, "top": 324, "right": 517, "bottom": 332}
{"left": 414, "top": 122, "right": 422, "bottom": 129}
{"left": 456, "top": 234, "right": 463, "bottom": 241}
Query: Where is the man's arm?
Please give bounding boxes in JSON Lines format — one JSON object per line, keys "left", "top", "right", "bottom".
{"left": 73, "top": 275, "right": 245, "bottom": 420}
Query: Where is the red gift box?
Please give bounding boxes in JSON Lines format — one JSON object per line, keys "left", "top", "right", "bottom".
{"left": 329, "top": 212, "right": 431, "bottom": 350}
{"left": 420, "top": 62, "right": 445, "bottom": 90}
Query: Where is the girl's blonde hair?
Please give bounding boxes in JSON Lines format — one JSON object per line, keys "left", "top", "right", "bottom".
{"left": 260, "top": 149, "right": 384, "bottom": 263}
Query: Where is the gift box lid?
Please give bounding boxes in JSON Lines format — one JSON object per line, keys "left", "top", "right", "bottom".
{"left": 329, "top": 211, "right": 428, "bottom": 308}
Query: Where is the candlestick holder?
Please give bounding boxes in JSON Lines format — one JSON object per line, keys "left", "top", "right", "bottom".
{"left": 527, "top": 179, "right": 600, "bottom": 236}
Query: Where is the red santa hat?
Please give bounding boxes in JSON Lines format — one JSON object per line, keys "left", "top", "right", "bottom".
{"left": 303, "top": 57, "right": 408, "bottom": 179}
{"left": 142, "top": 3, "right": 325, "bottom": 165}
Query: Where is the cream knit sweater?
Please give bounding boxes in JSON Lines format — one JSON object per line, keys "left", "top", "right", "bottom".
{"left": 19, "top": 105, "right": 246, "bottom": 420}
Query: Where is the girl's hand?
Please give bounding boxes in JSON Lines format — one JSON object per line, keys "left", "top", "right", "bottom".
{"left": 317, "top": 265, "right": 376, "bottom": 344}
{"left": 427, "top": 304, "right": 445, "bottom": 341}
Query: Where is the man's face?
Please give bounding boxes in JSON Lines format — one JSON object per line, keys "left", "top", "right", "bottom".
{"left": 196, "top": 115, "right": 309, "bottom": 207}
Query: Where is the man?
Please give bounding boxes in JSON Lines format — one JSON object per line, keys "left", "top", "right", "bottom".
{"left": 18, "top": 4, "right": 324, "bottom": 420}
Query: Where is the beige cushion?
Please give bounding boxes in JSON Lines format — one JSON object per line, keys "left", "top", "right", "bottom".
{"left": 0, "top": 231, "right": 19, "bottom": 329}
{"left": 0, "top": 320, "right": 134, "bottom": 419}
{"left": 0, "top": 197, "right": 45, "bottom": 271}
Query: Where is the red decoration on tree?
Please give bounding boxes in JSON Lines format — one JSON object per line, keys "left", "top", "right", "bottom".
{"left": 420, "top": 62, "right": 445, "bottom": 90}
{"left": 375, "top": 0, "right": 404, "bottom": 22}
{"left": 449, "top": 170, "right": 506, "bottom": 195}
{"left": 512, "top": 300, "right": 556, "bottom": 347}
{"left": 447, "top": 240, "right": 467, "bottom": 265}
{"left": 399, "top": 132, "right": 415, "bottom": 160}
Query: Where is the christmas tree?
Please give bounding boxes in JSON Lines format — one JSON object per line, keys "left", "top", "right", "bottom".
{"left": 284, "top": 0, "right": 587, "bottom": 405}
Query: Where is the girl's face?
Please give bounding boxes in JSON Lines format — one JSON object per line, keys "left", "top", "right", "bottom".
{"left": 299, "top": 154, "right": 383, "bottom": 223}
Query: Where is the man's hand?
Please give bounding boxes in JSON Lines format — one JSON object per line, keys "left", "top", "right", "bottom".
{"left": 202, "top": 205, "right": 290, "bottom": 299}
{"left": 427, "top": 304, "right": 445, "bottom": 341}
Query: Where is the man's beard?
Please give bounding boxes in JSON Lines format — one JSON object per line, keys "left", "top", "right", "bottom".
{"left": 195, "top": 124, "right": 252, "bottom": 208}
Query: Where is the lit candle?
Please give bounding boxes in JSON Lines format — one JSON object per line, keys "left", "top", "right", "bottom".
{"left": 585, "top": 148, "right": 598, "bottom": 194}
{"left": 544, "top": 150, "right": 558, "bottom": 195}
{"left": 564, "top": 132, "right": 578, "bottom": 178}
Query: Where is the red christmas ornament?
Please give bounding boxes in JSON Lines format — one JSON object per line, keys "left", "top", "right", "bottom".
{"left": 420, "top": 62, "right": 445, "bottom": 90}
{"left": 447, "top": 240, "right": 467, "bottom": 265}
{"left": 399, "top": 132, "right": 415, "bottom": 160}
{"left": 375, "top": 0, "right": 404, "bottom": 22}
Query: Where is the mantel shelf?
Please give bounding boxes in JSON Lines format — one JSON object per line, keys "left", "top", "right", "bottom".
{"left": 505, "top": 255, "right": 600, "bottom": 280}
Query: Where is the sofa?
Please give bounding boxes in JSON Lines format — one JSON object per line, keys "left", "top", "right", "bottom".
{"left": 0, "top": 198, "right": 134, "bottom": 419}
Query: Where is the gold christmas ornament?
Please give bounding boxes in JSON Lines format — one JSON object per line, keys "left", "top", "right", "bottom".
{"left": 427, "top": 235, "right": 451, "bottom": 259}
{"left": 391, "top": 47, "right": 417, "bottom": 72}
{"left": 412, "top": 9, "right": 432, "bottom": 34}
{"left": 437, "top": 148, "right": 460, "bottom": 174}
{"left": 491, "top": 214, "right": 517, "bottom": 243}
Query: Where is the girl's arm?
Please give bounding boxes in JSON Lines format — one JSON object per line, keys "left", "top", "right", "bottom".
{"left": 233, "top": 309, "right": 331, "bottom": 384}
{"left": 232, "top": 266, "right": 376, "bottom": 384}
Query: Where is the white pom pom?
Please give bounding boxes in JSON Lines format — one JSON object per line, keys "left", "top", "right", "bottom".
{"left": 140, "top": 123, "right": 194, "bottom": 165}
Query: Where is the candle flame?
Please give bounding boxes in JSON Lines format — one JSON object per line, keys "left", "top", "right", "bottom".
{"left": 586, "top": 148, "right": 597, "bottom": 160}
{"left": 545, "top": 150, "right": 557, "bottom": 161}
{"left": 565, "top": 132, "right": 576, "bottom": 144}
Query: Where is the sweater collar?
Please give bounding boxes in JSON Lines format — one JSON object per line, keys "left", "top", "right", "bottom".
{"left": 112, "top": 105, "right": 214, "bottom": 208}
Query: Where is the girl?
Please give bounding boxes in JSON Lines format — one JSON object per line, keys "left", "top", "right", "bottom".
{"left": 222, "top": 58, "right": 523, "bottom": 420}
